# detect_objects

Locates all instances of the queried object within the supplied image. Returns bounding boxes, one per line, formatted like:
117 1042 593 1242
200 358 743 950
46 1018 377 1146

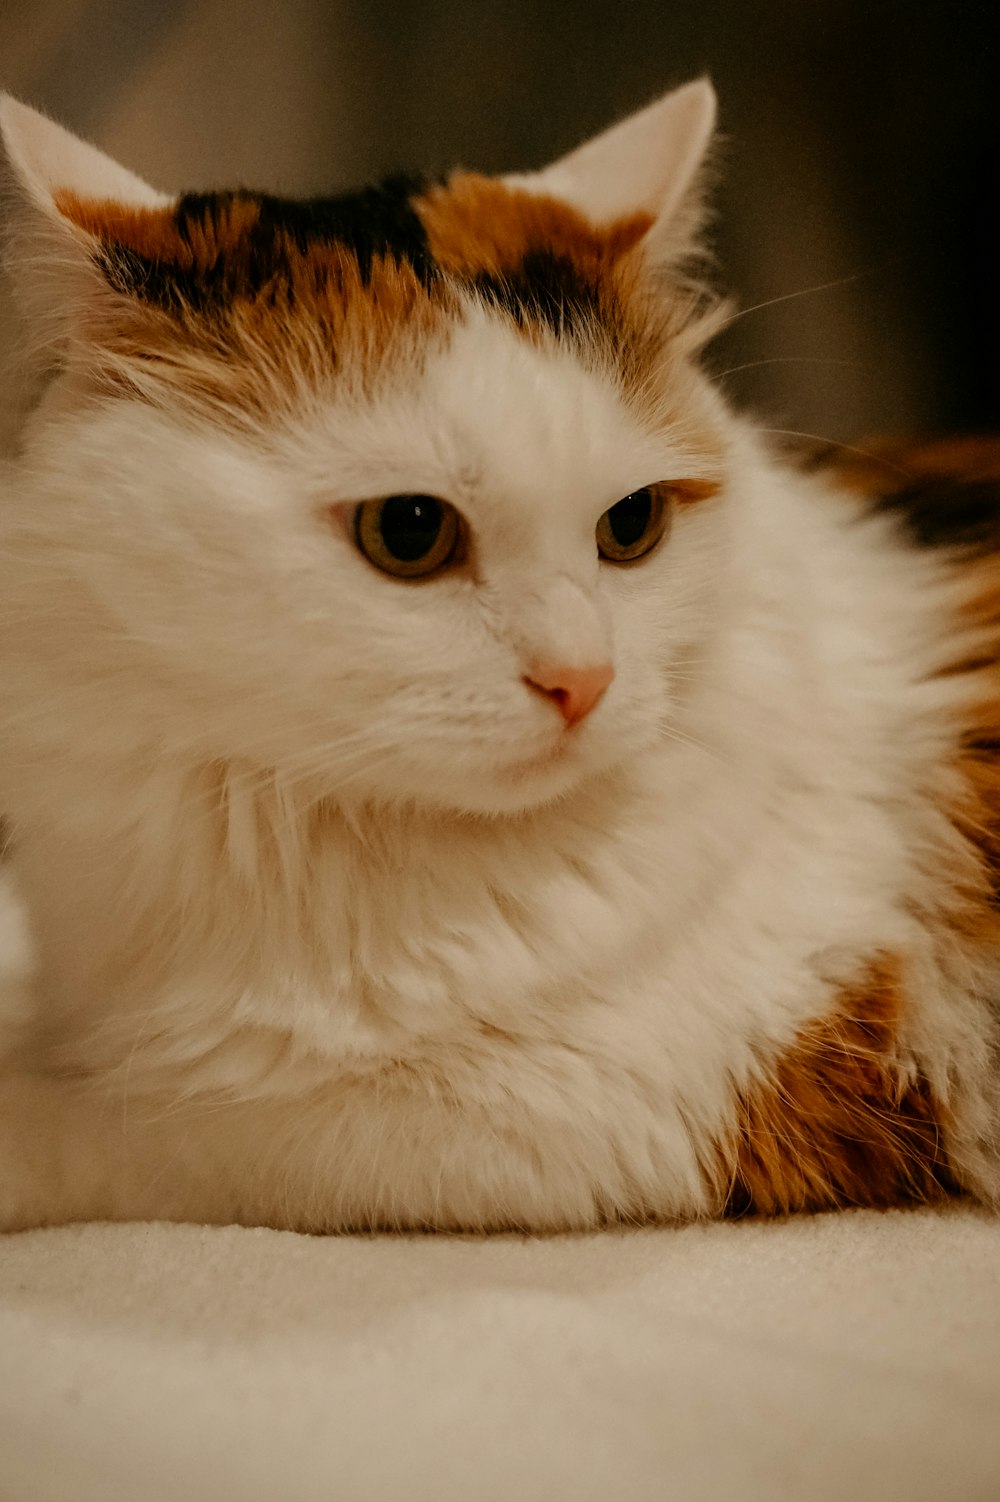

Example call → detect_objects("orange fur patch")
415 172 652 280
54 190 262 273
713 957 955 1215
808 434 1000 497
669 478 720 505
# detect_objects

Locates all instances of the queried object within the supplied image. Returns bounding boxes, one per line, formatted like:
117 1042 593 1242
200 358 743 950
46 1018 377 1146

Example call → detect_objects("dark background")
3 0 997 440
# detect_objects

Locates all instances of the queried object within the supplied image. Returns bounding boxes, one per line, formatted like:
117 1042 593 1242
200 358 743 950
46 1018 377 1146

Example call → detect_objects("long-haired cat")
0 80 997 1232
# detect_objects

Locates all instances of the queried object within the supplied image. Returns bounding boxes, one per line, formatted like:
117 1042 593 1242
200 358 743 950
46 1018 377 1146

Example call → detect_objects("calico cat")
0 80 997 1233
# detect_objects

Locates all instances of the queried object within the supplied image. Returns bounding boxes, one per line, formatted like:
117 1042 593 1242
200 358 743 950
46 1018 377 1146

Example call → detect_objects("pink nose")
524 660 614 727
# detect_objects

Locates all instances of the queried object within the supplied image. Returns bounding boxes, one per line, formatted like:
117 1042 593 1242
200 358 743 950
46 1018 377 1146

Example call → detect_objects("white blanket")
2 1205 998 1502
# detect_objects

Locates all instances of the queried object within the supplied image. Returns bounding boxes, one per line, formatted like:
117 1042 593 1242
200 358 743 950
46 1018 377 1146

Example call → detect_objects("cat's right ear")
0 95 170 437
509 79 717 262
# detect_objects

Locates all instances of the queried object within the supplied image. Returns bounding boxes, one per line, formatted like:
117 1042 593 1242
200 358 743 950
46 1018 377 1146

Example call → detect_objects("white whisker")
720 266 888 327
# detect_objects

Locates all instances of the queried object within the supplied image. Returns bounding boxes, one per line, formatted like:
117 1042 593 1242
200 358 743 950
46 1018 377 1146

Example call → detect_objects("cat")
0 78 997 1233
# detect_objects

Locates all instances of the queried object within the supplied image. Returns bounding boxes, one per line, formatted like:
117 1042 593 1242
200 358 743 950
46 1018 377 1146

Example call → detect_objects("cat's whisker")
757 428 913 476
719 266 888 330
165 736 386 816
714 356 859 380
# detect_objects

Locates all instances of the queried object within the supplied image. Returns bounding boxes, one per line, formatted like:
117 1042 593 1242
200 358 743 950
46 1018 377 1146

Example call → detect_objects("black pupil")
608 489 652 547
379 494 443 561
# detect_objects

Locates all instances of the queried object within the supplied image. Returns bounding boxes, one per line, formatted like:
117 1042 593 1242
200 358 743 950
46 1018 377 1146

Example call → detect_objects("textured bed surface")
1 1205 999 1502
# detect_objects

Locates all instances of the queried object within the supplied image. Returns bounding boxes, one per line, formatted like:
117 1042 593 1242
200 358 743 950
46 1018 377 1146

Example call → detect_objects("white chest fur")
3 450 972 1227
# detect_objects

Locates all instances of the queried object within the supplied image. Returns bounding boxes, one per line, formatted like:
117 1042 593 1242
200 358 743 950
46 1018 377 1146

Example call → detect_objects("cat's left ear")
510 79 716 258
0 93 167 214
0 95 172 430
0 93 171 314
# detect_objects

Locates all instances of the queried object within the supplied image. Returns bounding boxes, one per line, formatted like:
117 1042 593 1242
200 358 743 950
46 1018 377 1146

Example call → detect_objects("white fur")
0 86 996 1232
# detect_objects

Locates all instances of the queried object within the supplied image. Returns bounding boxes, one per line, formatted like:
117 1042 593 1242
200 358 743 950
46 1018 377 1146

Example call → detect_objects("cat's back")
803 433 1000 549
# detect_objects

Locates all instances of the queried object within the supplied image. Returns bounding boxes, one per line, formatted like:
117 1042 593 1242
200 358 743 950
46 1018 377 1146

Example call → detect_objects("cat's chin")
424 775 589 821
421 744 622 820
364 711 670 819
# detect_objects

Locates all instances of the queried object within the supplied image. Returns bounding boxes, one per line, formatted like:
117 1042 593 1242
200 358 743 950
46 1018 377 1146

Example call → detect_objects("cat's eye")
596 487 669 563
354 494 461 579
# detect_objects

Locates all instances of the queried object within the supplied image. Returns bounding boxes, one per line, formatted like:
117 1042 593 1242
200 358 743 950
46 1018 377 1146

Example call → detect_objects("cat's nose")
524 660 614 727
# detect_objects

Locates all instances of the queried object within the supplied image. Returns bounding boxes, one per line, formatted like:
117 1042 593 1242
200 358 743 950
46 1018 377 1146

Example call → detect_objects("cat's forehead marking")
54 179 452 417
413 173 653 344
57 172 648 329
54 177 439 307
52 173 701 433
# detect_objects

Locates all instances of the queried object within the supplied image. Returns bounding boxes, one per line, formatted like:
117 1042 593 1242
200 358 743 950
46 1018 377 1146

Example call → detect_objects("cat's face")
1 83 728 815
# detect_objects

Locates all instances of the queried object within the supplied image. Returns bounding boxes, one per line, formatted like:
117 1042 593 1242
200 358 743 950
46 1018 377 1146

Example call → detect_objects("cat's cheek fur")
6 311 719 816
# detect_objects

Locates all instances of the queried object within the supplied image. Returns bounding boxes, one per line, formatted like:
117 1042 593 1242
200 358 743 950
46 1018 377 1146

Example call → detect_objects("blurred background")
2 0 996 441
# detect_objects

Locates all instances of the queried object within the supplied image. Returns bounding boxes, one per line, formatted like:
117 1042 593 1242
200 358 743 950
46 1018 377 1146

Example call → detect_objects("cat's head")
0 82 731 816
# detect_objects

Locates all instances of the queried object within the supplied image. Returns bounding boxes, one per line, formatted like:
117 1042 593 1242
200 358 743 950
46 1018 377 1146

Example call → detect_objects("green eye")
354 494 461 578
596 486 669 562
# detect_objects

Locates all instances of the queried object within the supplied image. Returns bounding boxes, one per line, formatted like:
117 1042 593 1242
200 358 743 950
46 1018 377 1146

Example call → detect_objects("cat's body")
0 83 997 1231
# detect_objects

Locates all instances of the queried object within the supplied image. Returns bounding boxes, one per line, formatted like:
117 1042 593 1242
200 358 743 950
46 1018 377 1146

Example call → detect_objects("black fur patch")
101 173 438 310
472 249 605 339
873 473 1000 554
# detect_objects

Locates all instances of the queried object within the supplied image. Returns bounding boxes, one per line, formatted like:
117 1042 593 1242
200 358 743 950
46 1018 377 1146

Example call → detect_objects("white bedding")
1 1205 998 1501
